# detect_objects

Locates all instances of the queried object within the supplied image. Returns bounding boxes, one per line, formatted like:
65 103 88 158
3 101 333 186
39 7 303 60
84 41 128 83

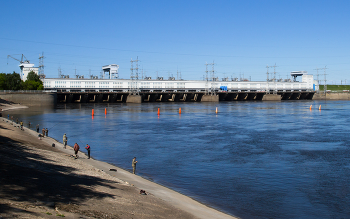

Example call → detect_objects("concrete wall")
0 93 57 106
201 95 219 102
313 93 350 100
262 94 282 101
126 95 142 103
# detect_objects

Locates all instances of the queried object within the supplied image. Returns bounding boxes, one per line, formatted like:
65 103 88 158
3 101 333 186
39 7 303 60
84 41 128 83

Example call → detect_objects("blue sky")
1 0 349 84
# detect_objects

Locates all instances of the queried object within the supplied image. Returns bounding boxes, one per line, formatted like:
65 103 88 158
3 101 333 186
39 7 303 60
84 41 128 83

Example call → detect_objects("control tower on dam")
43 72 316 103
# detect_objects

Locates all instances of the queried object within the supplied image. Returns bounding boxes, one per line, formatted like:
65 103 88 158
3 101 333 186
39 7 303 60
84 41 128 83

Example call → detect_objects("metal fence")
0 90 54 94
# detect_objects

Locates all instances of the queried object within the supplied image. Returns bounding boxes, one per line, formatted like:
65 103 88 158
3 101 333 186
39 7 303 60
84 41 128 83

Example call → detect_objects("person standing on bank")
132 157 138 174
36 124 39 133
20 121 23 130
85 144 91 159
45 128 48 137
74 143 80 158
63 133 68 149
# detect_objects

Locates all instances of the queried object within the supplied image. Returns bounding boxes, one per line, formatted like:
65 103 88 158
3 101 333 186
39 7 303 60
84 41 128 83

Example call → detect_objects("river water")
7 100 350 219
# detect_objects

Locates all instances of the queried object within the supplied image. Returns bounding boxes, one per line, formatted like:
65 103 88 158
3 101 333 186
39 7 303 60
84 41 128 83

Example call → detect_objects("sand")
0 102 237 219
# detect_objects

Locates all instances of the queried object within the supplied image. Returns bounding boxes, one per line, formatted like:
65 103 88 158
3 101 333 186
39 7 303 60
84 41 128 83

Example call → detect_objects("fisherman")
74 143 80 158
16 118 19 124
85 144 91 159
45 128 48 137
36 124 39 133
20 121 23 130
28 121 31 128
63 133 68 149
42 128 45 137
132 157 138 174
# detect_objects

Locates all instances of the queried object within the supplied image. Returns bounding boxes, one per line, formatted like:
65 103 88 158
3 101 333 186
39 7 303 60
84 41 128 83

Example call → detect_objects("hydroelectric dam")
42 72 316 103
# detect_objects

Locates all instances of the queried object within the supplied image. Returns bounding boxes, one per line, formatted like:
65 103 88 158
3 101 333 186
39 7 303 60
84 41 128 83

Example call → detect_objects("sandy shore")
0 100 28 112
0 103 237 219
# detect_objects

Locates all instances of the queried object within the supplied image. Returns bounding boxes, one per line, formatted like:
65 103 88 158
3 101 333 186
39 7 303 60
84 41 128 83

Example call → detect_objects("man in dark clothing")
74 143 80 158
45 128 48 136
36 124 39 133
85 144 91 159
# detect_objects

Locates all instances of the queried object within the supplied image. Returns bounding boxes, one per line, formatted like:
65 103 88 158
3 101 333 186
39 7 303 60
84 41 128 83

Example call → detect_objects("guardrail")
0 90 55 94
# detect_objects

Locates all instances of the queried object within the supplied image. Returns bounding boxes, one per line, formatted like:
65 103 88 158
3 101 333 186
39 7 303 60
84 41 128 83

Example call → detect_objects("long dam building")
42 72 316 103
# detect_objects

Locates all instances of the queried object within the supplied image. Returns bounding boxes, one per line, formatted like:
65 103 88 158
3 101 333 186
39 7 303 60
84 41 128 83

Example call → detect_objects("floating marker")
309 105 312 110
157 108 160 115
216 107 218 114
92 109 94 116
105 108 107 115
179 108 181 114
319 105 321 110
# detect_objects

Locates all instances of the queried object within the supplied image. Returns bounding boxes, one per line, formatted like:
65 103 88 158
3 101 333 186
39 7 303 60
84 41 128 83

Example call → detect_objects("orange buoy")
319 105 321 110
157 108 160 115
309 105 312 110
105 108 107 115
179 108 181 114
216 107 218 114
92 109 94 116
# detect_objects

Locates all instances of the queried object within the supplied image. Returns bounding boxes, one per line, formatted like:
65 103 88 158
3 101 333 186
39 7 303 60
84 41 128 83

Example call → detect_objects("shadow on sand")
0 130 120 216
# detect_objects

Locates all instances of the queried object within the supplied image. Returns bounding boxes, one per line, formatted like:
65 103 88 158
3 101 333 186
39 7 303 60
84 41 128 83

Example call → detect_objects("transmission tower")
39 52 45 78
271 63 278 94
205 62 209 94
314 67 322 93
322 66 328 94
266 65 270 93
204 61 215 94
271 63 277 81
130 57 140 95
58 67 62 78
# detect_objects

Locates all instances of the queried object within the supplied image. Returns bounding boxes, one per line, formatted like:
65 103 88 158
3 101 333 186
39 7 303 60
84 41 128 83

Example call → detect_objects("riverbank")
0 111 237 218
0 99 28 112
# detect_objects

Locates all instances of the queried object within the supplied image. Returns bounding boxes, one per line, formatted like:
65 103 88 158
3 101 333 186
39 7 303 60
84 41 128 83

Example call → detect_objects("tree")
0 73 7 90
26 71 40 82
24 71 43 90
6 72 22 90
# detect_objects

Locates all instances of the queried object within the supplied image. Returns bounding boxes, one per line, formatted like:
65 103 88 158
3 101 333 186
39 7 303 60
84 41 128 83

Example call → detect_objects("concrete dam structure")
44 73 316 103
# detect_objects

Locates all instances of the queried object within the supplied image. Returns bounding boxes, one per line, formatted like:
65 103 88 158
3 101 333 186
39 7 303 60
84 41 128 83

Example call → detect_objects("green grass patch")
56 214 65 217
46 212 52 215
319 85 350 91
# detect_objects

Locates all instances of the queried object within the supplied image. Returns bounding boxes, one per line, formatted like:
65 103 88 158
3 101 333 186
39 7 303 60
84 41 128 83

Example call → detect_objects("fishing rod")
47 122 61 130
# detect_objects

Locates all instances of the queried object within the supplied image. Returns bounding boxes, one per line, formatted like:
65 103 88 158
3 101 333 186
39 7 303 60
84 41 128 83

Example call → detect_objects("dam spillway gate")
56 91 315 103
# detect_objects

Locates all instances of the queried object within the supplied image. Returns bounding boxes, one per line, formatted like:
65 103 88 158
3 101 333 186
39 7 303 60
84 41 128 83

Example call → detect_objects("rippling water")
8 100 350 219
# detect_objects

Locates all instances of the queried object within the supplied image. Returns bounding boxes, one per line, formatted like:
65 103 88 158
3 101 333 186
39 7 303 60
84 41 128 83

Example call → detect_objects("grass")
319 85 350 91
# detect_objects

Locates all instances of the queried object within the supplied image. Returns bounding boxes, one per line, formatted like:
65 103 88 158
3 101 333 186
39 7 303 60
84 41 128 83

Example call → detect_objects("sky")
0 0 349 84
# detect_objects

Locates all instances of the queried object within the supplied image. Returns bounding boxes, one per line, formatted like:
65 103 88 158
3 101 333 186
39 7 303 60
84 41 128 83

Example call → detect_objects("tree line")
0 71 43 90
